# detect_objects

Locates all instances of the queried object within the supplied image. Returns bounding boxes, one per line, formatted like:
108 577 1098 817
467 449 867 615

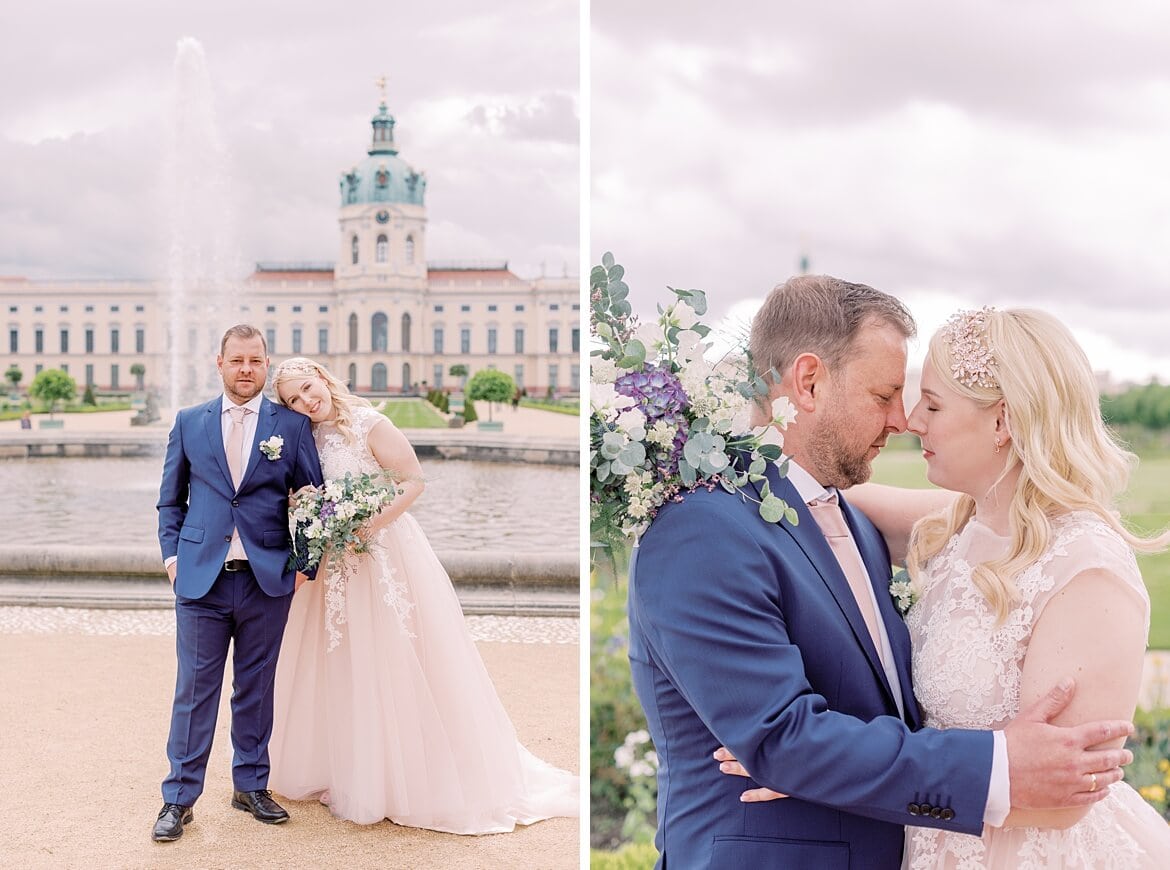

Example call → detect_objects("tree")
467 369 515 423
4 365 22 393
29 368 77 420
448 364 468 378
82 384 97 406
130 362 146 391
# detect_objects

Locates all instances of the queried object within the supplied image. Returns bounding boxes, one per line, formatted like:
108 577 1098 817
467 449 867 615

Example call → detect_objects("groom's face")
807 321 909 488
218 335 269 404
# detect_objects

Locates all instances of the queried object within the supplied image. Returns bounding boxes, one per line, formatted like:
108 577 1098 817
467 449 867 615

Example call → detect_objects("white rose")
615 407 647 435
590 356 619 384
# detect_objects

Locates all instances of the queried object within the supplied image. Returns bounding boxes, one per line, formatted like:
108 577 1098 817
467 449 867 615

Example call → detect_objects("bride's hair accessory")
272 357 321 381
940 307 998 389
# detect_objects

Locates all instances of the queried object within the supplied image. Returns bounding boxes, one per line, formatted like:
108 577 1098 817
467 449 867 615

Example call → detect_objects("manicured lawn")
871 445 1170 649
378 398 447 429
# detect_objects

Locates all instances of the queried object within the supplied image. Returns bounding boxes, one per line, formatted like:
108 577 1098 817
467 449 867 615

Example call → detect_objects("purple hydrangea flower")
615 363 688 426
320 501 337 519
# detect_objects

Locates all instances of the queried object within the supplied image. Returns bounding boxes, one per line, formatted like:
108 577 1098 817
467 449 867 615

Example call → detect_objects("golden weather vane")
374 75 388 104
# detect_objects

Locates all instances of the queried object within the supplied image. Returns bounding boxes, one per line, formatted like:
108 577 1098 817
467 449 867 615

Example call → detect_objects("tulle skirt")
905 781 1170 869
269 513 578 832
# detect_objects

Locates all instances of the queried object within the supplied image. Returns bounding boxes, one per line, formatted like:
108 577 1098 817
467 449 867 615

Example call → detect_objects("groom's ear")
790 353 822 411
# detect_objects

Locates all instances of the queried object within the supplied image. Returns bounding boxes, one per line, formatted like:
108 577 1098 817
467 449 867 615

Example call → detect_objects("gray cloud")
0 0 578 281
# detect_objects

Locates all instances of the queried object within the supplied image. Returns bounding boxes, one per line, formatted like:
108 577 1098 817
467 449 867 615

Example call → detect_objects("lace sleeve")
1031 513 1150 631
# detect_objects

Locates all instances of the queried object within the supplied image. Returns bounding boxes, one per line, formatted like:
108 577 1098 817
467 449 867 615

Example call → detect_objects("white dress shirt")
221 394 264 562
782 456 1010 826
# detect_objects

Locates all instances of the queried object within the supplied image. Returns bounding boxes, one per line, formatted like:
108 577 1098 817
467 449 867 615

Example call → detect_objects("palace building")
1 99 580 401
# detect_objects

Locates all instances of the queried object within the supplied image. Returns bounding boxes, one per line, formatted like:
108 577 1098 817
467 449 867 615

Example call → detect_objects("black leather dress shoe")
231 789 290 824
152 803 193 842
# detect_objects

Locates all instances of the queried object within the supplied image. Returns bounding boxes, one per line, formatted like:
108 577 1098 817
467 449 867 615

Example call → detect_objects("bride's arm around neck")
363 416 426 533
844 482 957 565
1003 566 1148 830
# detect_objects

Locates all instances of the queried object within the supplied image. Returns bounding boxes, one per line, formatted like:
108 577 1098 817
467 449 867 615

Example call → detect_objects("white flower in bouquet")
591 356 620 385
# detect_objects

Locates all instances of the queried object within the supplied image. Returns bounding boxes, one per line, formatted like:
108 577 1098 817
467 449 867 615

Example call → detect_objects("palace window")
514 328 524 354
376 234 388 264
347 363 357 389
318 327 328 354
8 328 16 353
487 328 497 355
372 313 388 352
35 328 44 353
460 328 471 354
405 235 415 264
401 312 411 352
110 328 120 354
292 328 303 354
371 363 387 391
351 235 360 265
266 328 276 354
348 313 358 352
548 327 559 354
136 328 145 354
60 329 69 354
572 327 580 353
433 364 443 389
433 326 444 354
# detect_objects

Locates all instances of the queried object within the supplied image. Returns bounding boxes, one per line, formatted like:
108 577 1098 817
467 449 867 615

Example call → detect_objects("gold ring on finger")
1089 772 1098 792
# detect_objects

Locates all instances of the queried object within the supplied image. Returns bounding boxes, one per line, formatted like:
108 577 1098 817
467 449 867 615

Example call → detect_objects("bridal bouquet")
286 471 402 573
590 252 799 559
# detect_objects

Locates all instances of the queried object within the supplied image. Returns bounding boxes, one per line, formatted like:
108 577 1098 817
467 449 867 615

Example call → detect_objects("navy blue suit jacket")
628 462 993 869
158 396 323 598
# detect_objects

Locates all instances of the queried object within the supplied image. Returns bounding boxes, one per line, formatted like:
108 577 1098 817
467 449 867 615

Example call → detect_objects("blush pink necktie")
226 406 249 489
806 494 885 662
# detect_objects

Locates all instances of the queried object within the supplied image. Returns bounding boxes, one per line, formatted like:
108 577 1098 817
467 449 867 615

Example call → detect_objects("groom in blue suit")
628 277 1133 868
153 324 323 842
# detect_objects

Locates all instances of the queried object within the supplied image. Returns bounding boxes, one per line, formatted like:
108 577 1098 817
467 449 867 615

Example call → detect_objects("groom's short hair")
220 324 268 356
749 275 915 379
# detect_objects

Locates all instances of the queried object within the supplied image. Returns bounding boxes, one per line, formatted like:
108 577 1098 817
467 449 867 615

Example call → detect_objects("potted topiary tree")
466 368 514 431
447 363 469 420
130 362 146 392
5 364 22 400
29 368 77 428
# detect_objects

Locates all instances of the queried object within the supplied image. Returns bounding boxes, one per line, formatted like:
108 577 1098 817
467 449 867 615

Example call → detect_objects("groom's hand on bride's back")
1004 677 1133 809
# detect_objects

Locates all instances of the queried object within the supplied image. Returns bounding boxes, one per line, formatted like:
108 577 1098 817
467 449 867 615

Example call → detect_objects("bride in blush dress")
726 308 1170 868
267 357 578 833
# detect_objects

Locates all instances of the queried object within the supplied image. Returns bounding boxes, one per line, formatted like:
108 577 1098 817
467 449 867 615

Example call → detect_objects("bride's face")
907 363 1003 497
278 375 335 423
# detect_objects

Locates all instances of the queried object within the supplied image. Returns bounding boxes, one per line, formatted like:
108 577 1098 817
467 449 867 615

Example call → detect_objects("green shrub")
589 840 658 870
82 384 97 406
29 368 77 419
462 398 478 423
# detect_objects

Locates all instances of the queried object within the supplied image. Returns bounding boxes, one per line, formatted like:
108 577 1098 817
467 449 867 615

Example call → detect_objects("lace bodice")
906 511 1148 731
311 404 416 650
314 404 388 479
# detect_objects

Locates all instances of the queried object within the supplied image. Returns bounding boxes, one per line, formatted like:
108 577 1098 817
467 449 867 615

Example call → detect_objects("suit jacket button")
231 499 239 507
224 535 232 542
941 808 954 821
930 807 943 819
918 803 932 815
907 803 921 815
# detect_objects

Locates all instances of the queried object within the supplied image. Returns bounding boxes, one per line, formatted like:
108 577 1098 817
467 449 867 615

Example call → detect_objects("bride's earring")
994 439 1002 454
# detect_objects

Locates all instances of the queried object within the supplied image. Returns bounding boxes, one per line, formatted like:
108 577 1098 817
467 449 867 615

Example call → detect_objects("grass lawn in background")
871 444 1170 649
379 398 447 429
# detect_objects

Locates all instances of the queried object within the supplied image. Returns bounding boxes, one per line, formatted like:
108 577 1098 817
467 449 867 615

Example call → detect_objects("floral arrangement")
889 568 918 616
286 471 402 573
589 252 799 556
259 435 283 460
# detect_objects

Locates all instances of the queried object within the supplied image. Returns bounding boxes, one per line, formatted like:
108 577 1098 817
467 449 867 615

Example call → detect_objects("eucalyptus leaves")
589 252 798 553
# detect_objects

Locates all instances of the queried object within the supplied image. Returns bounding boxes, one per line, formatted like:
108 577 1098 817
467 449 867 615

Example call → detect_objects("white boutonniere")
259 435 284 460
889 568 917 617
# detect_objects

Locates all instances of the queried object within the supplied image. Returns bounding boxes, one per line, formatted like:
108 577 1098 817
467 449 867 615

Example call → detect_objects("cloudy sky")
591 0 1170 386
0 0 578 283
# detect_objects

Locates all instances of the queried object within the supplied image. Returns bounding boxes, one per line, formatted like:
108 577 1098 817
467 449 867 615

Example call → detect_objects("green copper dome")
339 101 426 207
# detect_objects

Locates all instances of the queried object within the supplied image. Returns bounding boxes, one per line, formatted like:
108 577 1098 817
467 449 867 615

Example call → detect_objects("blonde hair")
271 356 372 444
905 308 1169 622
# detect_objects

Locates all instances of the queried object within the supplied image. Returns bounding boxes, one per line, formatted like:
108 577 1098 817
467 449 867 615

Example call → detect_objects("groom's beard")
807 397 875 489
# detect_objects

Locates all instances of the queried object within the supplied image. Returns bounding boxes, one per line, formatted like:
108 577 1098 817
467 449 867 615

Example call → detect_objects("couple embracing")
152 324 576 842
629 277 1170 868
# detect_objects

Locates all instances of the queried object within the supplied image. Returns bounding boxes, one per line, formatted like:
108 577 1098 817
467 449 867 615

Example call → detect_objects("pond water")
0 456 578 554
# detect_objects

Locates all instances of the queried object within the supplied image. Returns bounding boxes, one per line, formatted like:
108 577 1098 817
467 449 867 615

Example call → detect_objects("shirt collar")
781 455 836 505
221 393 264 416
